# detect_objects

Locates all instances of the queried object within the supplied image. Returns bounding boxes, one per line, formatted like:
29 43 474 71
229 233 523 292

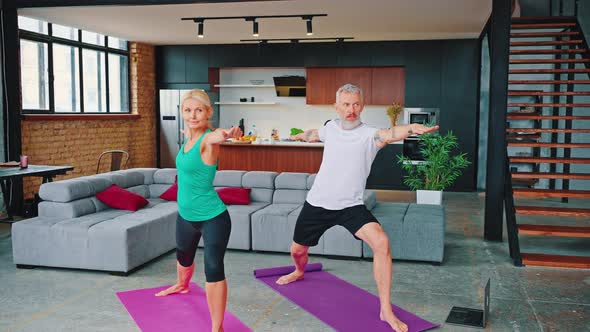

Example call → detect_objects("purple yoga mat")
116 282 251 332
254 264 439 332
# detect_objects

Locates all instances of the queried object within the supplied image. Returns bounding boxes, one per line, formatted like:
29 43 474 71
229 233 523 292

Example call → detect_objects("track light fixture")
252 20 259 37
240 37 354 44
181 14 327 40
196 19 204 39
303 16 313 36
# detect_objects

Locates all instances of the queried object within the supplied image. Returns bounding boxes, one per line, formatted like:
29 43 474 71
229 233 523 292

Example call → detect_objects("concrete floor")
0 191 588 332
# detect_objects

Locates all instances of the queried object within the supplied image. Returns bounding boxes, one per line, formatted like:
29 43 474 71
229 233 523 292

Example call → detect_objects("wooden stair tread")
508 91 590 96
513 188 590 198
507 115 590 120
507 134 541 141
511 16 576 21
512 178 539 185
521 253 590 269
508 103 590 107
508 142 590 148
509 69 590 74
509 80 590 85
516 205 590 217
510 49 586 54
518 224 590 238
510 31 580 38
512 172 590 180
507 128 590 133
510 40 583 46
511 23 577 29
510 59 590 64
509 157 590 164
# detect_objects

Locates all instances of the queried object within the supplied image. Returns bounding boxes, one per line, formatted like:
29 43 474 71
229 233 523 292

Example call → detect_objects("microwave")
403 108 439 126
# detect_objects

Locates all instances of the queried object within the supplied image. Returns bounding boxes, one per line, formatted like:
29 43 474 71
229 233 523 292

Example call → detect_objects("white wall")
218 68 392 139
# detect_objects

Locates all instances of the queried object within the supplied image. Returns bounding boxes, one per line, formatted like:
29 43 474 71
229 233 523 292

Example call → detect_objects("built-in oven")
401 108 439 162
403 137 424 162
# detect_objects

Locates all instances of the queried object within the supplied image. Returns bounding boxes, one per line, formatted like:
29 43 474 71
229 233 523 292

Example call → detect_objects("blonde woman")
155 89 241 332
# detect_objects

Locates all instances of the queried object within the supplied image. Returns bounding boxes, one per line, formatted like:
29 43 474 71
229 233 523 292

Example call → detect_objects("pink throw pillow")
216 187 251 205
160 182 178 201
96 184 149 211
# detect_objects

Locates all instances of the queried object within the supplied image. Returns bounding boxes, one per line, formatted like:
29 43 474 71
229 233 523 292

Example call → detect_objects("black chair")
96 150 129 174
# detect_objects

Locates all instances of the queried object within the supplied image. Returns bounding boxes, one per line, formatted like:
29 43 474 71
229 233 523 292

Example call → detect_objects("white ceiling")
19 0 492 45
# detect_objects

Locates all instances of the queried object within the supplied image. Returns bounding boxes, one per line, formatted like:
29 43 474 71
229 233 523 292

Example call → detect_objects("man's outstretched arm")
373 123 439 148
290 129 321 142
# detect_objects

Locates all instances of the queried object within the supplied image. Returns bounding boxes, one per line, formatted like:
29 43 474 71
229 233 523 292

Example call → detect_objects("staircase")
505 16 590 269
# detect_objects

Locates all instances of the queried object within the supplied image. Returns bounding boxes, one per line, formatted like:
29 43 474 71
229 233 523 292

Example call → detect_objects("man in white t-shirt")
278 84 438 332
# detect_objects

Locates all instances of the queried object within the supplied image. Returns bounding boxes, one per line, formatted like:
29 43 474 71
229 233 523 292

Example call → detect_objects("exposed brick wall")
20 42 156 199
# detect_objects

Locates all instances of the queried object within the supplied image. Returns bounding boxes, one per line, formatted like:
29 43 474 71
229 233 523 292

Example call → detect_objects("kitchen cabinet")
306 66 404 105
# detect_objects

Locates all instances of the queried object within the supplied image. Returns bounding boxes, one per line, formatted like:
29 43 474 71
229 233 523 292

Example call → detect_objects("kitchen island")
218 141 324 173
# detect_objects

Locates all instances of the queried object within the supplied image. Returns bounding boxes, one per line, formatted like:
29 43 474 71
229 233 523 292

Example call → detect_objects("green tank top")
176 129 226 222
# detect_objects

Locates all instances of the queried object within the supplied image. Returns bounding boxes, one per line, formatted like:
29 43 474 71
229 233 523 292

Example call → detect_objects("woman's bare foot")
380 311 408 332
275 270 304 285
155 283 190 296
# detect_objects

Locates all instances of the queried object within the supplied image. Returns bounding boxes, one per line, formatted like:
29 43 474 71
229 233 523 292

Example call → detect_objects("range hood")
273 75 306 97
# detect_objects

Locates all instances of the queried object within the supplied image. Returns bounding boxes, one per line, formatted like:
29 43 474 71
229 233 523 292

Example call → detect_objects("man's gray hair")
336 84 364 103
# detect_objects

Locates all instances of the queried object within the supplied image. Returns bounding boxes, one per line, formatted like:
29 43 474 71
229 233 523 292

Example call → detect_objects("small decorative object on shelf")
386 102 403 127
20 155 29 169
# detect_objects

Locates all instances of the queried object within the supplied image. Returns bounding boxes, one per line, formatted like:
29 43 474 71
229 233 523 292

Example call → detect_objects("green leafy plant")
397 131 470 191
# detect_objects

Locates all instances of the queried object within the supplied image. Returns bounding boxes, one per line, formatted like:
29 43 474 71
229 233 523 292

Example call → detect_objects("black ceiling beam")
3 0 283 9
240 37 353 43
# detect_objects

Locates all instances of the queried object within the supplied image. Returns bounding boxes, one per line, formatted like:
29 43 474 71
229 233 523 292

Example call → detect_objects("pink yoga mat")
116 282 251 332
254 263 439 332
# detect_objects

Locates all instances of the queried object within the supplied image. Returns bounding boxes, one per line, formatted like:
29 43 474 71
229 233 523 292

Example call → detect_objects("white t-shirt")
306 119 380 210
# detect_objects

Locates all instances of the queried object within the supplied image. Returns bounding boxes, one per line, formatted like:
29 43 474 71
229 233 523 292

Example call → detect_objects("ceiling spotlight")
197 21 204 38
306 18 313 36
252 20 259 37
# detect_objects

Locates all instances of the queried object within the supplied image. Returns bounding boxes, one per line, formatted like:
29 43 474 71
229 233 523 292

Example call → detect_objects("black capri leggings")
176 210 231 282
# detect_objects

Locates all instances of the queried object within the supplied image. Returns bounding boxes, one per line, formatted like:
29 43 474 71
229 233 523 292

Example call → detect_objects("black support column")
1 7 23 215
484 0 511 241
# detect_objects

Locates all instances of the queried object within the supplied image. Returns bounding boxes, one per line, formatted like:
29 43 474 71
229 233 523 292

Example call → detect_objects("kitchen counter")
221 141 324 148
219 142 323 173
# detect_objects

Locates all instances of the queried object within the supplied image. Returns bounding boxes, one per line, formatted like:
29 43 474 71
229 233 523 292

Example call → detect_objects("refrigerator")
158 89 219 168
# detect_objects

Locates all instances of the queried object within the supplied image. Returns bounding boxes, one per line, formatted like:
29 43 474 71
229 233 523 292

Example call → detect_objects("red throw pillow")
160 182 178 201
216 187 251 205
96 184 149 211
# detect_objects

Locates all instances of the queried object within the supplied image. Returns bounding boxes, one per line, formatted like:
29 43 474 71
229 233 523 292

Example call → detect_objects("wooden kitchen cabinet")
371 67 405 105
306 66 404 105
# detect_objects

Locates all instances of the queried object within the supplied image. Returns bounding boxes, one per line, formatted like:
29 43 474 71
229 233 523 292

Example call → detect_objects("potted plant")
386 102 403 127
397 131 470 205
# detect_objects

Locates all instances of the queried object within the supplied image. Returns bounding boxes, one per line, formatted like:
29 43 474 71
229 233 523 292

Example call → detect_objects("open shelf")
214 101 277 105
214 84 274 88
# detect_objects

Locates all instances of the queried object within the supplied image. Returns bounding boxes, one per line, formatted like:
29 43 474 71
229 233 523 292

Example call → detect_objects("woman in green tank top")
154 89 242 332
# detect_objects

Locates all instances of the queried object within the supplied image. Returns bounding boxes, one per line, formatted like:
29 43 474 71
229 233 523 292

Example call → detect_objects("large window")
19 17 130 114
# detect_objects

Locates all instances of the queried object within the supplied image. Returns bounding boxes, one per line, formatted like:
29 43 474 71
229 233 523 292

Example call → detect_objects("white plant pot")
416 190 442 205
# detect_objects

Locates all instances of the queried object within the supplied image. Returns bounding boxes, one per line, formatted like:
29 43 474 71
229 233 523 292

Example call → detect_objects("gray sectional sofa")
12 168 445 275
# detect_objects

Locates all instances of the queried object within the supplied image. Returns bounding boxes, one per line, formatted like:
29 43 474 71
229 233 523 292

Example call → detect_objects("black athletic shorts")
293 201 379 247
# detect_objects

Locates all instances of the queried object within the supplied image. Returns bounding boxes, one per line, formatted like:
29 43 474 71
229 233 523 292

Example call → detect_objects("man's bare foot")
380 311 408 332
275 270 304 285
154 283 189 296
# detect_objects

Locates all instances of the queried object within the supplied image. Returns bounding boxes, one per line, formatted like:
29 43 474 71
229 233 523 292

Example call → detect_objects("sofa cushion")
109 171 145 189
214 170 246 187
275 172 309 190
39 178 96 203
242 171 278 203
216 187 251 205
153 168 177 184
38 198 97 218
96 184 149 211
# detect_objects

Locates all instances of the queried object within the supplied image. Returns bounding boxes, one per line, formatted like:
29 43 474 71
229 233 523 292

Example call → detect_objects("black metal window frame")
19 21 131 114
